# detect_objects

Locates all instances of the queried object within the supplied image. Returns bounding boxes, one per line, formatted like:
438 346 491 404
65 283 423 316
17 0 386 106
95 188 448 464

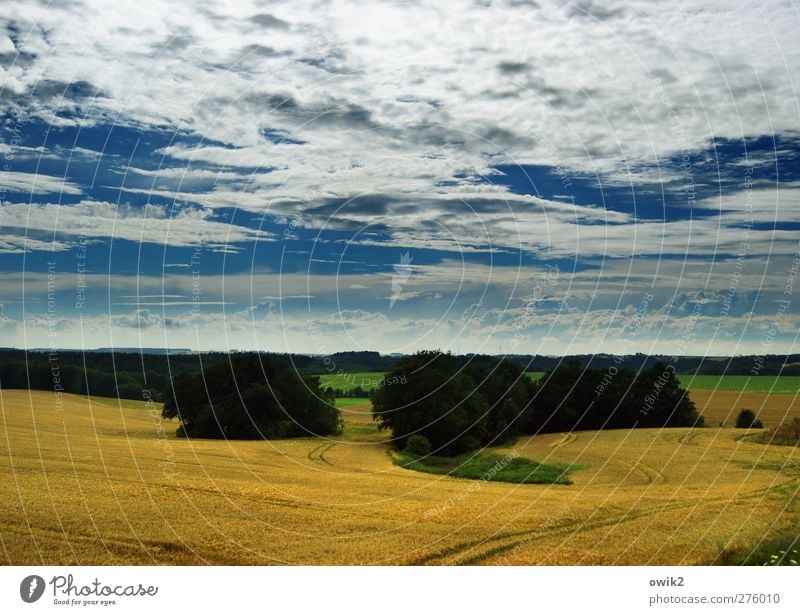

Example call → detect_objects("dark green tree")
162 357 340 439
735 409 763 429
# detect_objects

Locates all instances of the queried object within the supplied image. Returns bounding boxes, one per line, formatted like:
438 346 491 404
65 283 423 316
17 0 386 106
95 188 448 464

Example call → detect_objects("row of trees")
162 356 341 439
0 358 161 399
323 386 371 399
372 352 704 456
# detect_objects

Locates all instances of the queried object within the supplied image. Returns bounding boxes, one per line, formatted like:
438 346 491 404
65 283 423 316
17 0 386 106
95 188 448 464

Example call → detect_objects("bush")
735 409 763 429
717 533 800 565
753 417 800 446
404 435 432 457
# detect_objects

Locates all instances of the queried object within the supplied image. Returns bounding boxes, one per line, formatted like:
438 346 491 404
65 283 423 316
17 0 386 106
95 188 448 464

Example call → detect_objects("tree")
735 409 763 429
372 351 534 455
634 363 704 428
162 356 340 439
372 351 490 455
519 361 704 434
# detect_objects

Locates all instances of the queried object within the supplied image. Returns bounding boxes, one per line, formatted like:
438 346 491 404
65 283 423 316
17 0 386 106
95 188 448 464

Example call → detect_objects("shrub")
717 534 799 565
753 417 800 446
736 409 763 429
404 435 432 457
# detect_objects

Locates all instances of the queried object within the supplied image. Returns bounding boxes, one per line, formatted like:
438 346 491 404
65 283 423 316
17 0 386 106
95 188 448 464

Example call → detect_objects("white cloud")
0 171 83 195
3 0 800 353
5 0 799 185
0 199 274 251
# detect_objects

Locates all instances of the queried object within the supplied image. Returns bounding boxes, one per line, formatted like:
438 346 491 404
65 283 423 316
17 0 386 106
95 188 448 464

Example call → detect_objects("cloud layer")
1 0 799 353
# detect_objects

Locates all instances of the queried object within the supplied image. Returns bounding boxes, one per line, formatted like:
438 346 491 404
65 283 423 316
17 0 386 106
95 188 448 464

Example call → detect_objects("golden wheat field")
1 389 798 565
690 389 800 428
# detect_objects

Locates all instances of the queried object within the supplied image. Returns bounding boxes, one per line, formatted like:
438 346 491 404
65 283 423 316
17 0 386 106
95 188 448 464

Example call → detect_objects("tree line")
162 355 341 439
372 351 704 456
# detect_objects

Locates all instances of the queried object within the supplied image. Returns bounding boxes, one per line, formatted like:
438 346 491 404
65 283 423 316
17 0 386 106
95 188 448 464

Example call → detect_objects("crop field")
323 371 800 395
676 374 800 394
323 372 549 391
1 389 798 565
688 390 800 429
317 372 389 391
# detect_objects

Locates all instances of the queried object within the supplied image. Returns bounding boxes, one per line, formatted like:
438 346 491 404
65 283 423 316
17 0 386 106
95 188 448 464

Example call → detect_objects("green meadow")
321 370 799 396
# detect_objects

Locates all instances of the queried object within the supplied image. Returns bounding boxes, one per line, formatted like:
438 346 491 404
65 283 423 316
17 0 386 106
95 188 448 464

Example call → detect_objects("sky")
1 0 800 356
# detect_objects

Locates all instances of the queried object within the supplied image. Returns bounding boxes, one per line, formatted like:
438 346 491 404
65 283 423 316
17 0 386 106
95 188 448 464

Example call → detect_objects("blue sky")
1 0 800 355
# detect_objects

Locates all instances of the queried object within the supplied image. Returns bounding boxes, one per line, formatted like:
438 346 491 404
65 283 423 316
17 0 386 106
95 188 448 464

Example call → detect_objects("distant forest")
0 347 798 402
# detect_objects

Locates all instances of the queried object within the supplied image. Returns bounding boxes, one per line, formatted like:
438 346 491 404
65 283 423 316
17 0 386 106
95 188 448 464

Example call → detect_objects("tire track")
306 443 335 465
550 433 577 448
407 476 798 565
318 444 335 466
456 478 798 565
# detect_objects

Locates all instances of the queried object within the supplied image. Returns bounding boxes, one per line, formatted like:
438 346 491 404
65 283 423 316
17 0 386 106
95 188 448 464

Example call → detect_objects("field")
1 389 798 565
317 372 388 391
689 390 800 428
675 374 800 394
323 371 800 395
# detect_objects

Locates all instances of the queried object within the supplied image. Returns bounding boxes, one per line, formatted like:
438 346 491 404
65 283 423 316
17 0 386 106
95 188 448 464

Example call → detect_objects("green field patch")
676 374 800 394
524 371 545 382
335 397 372 408
317 371 386 391
527 372 800 394
395 450 581 485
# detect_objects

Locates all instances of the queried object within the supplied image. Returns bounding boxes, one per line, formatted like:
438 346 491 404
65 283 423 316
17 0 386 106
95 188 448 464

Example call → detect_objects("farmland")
675 374 800 395
1 389 798 565
323 371 800 394
326 371 798 430
318 372 390 391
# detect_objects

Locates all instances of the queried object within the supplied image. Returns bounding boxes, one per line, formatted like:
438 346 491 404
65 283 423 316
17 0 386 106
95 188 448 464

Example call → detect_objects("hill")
1 389 797 565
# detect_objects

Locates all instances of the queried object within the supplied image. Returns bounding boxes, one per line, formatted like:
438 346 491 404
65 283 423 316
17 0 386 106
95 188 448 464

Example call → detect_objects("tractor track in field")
306 443 335 465
318 444 335 465
623 459 668 485
550 433 578 448
406 476 799 565
678 431 704 446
